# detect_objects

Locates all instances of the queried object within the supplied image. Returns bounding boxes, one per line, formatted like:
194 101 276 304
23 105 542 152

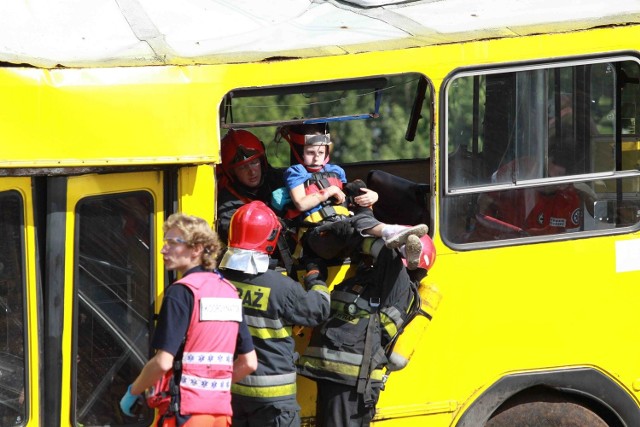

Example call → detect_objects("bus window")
0 192 26 425
220 73 433 228
74 193 153 425
223 73 432 169
444 58 640 244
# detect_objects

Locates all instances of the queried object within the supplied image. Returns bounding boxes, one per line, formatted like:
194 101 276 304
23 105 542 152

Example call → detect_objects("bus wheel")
485 400 609 427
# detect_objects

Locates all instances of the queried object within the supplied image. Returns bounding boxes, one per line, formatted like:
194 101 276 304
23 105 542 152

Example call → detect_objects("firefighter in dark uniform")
216 128 285 245
218 200 331 427
297 235 436 427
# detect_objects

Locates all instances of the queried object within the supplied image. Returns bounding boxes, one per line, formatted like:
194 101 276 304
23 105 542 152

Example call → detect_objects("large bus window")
0 192 26 425
223 73 432 168
220 74 433 230
74 194 153 425
444 58 640 244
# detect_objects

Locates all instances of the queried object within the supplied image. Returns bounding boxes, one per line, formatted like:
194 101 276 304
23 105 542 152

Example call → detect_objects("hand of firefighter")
120 384 142 417
303 258 327 291
353 187 378 208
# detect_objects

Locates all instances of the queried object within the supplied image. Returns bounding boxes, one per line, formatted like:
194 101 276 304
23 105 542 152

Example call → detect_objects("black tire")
486 400 609 427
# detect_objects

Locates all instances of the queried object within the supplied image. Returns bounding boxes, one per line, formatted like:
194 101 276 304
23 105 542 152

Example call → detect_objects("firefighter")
218 200 331 427
217 129 285 244
474 146 584 240
297 235 437 427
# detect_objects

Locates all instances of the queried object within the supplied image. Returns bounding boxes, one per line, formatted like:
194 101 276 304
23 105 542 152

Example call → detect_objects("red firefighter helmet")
279 123 331 172
228 201 282 254
220 129 266 180
403 234 437 271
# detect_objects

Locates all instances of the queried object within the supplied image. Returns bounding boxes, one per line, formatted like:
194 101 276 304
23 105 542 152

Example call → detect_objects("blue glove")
120 384 142 417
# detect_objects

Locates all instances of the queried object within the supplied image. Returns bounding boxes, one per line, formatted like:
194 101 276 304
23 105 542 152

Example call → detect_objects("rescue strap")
334 276 383 406
301 171 348 223
168 359 182 414
357 312 380 407
302 205 350 224
331 290 380 315
154 358 182 425
305 174 332 191
292 204 351 259
221 181 254 205
276 226 296 278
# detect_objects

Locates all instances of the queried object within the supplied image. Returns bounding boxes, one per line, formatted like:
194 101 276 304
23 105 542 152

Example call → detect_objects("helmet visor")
304 133 331 145
231 145 263 169
289 131 332 146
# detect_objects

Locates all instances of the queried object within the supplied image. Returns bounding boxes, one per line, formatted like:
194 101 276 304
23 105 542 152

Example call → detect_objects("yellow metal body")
2 22 640 426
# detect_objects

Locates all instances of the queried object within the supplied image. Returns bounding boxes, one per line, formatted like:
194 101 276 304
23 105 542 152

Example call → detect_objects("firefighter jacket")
175 272 243 416
216 165 284 244
297 251 416 402
224 268 330 403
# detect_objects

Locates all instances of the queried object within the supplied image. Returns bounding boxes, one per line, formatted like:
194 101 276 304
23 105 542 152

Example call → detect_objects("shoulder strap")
357 311 380 406
276 231 296 278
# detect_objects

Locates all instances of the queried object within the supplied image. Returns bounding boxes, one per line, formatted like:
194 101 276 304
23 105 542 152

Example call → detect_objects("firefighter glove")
304 270 327 290
303 257 327 280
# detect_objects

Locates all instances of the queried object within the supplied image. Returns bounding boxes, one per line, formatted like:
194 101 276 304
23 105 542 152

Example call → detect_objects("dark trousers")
304 209 380 261
231 397 300 427
315 380 382 427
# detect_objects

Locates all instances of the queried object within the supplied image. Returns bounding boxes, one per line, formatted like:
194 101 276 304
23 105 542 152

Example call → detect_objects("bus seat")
366 169 430 226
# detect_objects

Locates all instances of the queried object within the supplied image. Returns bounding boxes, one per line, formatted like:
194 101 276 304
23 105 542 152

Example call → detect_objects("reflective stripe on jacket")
297 279 385 387
223 268 330 402
297 267 413 388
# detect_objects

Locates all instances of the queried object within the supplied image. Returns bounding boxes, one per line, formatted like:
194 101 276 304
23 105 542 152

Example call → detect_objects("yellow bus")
2 1 640 426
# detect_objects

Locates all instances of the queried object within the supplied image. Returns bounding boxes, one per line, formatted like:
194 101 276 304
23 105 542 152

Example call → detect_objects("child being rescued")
277 122 428 269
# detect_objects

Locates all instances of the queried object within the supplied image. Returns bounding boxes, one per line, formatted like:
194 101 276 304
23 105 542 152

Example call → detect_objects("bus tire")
485 400 609 427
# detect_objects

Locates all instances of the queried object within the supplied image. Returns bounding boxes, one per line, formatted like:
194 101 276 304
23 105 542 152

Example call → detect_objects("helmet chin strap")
221 171 265 204
304 159 328 173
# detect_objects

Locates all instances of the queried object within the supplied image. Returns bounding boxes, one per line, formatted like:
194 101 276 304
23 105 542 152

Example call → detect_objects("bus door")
45 171 165 427
0 178 39 426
